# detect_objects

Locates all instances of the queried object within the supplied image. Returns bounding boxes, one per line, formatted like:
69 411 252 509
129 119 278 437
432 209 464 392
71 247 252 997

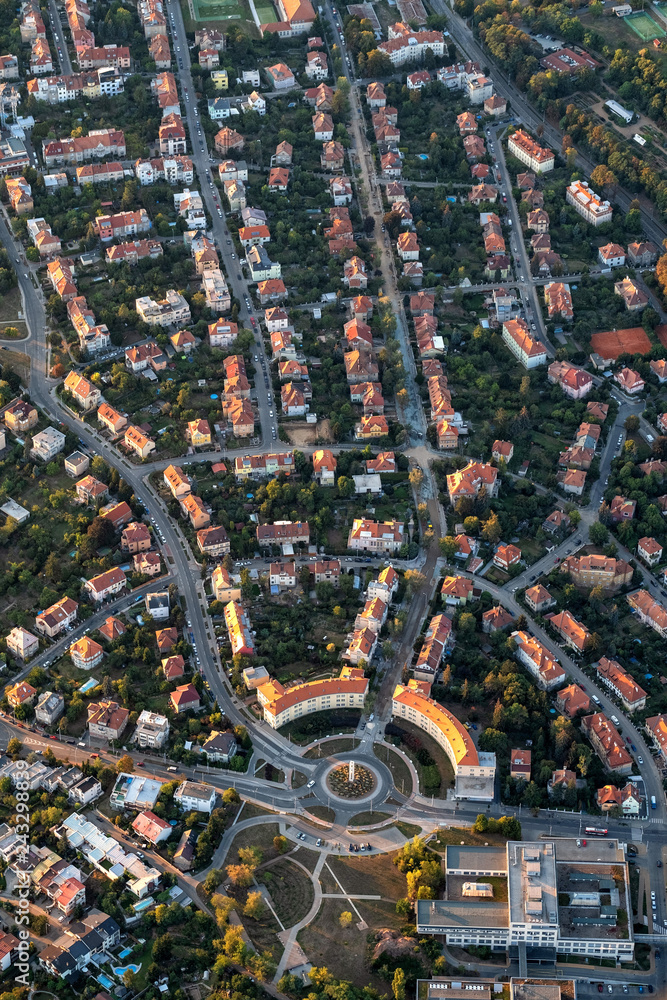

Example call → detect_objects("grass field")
373 744 413 796
328 852 405 899
0 346 30 383
192 0 246 19
304 737 361 758
307 805 336 823
228 821 281 862
263 858 315 926
297 898 394 992
348 811 392 826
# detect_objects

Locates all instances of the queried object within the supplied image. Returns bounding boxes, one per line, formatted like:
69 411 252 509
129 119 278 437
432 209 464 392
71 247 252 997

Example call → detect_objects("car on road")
658 860 663 867
597 986 603 993
307 780 315 788
638 755 643 764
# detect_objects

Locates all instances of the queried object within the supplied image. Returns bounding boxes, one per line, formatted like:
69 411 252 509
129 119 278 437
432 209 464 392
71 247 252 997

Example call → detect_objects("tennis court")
626 11 665 40
590 326 652 359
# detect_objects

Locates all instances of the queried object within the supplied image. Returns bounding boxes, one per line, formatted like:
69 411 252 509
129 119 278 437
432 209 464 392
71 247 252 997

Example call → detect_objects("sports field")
626 11 665 40
191 0 245 20
590 326 652 359
255 0 278 21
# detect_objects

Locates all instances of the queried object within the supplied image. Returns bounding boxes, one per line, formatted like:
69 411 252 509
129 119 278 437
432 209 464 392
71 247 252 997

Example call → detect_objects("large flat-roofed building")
417 838 633 963
392 684 496 800
416 979 577 1000
445 845 508 876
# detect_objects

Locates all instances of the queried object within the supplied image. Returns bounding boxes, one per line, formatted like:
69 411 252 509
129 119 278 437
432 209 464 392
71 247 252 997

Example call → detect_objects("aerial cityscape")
0 0 666 996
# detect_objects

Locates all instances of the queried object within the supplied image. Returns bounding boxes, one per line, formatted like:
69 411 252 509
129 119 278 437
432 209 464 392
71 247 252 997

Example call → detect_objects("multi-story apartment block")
378 23 444 66
133 710 169 748
347 518 404 553
393 683 495 799
94 209 151 242
135 289 190 327
510 630 566 690
582 712 633 773
502 319 547 369
566 179 613 226
42 128 126 166
595 656 647 712
258 667 368 728
507 130 554 173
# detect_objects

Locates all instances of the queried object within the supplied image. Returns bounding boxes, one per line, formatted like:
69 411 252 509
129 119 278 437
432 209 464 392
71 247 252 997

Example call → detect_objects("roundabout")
326 760 377 799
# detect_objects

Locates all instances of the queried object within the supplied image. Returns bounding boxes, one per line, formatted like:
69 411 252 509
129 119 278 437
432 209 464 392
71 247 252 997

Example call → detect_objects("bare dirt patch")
284 418 334 445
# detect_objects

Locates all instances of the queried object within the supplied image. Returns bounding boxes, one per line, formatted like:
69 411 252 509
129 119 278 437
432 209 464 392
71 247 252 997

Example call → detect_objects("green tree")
117 754 134 774
589 521 609 546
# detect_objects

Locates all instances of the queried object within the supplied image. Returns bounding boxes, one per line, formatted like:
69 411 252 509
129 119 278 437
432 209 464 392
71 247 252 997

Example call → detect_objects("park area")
590 326 652 359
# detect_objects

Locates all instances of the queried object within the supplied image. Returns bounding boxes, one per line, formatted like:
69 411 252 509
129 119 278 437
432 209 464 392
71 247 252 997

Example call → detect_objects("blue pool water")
98 974 114 989
114 963 141 977
118 948 132 960
133 898 153 912
79 678 99 694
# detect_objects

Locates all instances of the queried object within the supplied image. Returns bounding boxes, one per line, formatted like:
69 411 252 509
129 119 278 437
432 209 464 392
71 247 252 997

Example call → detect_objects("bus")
585 827 608 837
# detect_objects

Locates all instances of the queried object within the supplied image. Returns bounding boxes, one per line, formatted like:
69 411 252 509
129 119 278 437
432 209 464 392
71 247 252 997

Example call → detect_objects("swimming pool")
98 974 114 990
113 963 141 977
133 898 153 912
118 948 133 960
79 678 99 695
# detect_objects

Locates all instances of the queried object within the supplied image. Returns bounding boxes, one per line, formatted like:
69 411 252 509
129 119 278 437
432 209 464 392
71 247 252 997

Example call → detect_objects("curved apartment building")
392 683 496 800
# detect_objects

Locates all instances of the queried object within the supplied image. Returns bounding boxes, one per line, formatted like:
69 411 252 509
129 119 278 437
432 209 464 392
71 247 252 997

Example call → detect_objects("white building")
30 426 66 461
417 839 634 964
133 710 170 748
174 780 217 813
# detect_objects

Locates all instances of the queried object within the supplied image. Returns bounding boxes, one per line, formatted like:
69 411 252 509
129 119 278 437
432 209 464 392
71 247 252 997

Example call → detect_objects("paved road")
46 0 73 76
322 2 427 444
164 0 277 450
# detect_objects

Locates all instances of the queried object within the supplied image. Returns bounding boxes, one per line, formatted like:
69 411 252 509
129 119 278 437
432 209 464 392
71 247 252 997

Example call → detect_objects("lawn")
228 820 281 863
262 857 315 927
429 826 512 852
290 846 319 872
0 287 26 334
328 852 406 900
387 719 456 798
307 805 335 823
373 744 414 797
0 347 30 383
282 711 362 744
348 811 392 826
297 898 390 993
304 737 361 758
